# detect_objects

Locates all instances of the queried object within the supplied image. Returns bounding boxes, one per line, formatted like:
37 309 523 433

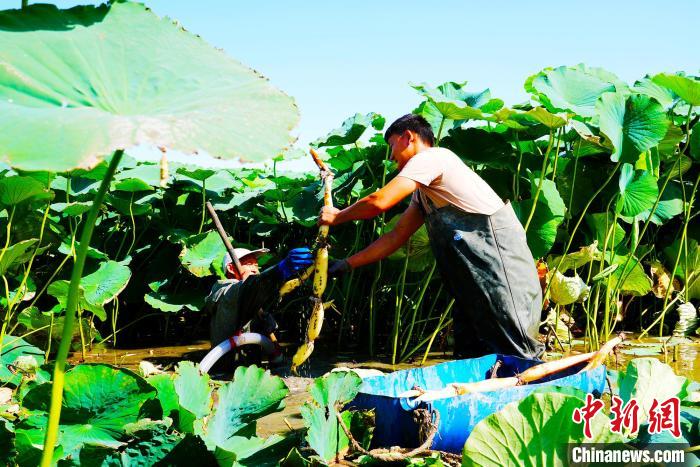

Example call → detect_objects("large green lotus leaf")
633 77 677 108
441 127 516 169
300 405 353 463
105 192 157 216
314 112 385 147
299 371 362 463
596 93 669 164
175 166 217 182
664 238 700 300
548 243 602 274
412 82 498 121
144 289 204 313
114 163 163 188
658 125 685 157
383 214 434 272
619 358 689 423
0 334 45 387
462 393 624 466
606 253 652 296
0 238 38 275
308 371 362 408
0 176 48 206
585 213 625 250
173 361 212 433
206 365 288 447
526 64 621 117
78 420 210 467
21 364 156 456
513 177 566 258
214 433 296 467
50 201 92 217
48 261 130 320
625 182 685 225
0 2 298 171
179 230 225 278
146 373 179 419
691 123 700 161
524 107 567 129
81 261 131 307
113 178 154 192
652 73 700 106
617 165 659 217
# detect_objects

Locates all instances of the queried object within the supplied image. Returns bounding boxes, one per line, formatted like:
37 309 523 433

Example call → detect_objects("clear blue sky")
50 0 700 149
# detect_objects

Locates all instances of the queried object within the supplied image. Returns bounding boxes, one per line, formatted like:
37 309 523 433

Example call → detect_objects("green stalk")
0 206 16 268
524 130 557 232
400 261 436 358
545 160 622 298
368 144 391 356
421 299 455 364
566 139 582 223
40 149 123 467
198 179 207 234
337 221 363 347
658 171 699 336
21 0 28 8
610 106 694 298
513 132 524 200
124 192 137 259
436 116 446 144
391 251 410 365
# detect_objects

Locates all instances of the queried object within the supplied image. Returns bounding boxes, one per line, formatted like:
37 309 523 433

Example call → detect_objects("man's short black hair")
384 114 435 146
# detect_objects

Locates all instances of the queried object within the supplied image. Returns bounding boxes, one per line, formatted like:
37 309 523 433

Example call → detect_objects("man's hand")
328 259 352 277
278 247 314 280
318 206 340 226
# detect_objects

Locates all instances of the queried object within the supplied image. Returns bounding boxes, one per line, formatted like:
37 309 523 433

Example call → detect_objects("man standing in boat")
319 114 543 359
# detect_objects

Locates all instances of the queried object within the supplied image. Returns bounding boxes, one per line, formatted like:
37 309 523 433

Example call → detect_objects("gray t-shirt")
397 147 504 215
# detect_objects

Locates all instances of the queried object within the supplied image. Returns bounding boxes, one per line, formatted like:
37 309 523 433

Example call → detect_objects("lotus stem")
40 149 123 467
198 179 206 234
524 129 559 232
421 299 455 365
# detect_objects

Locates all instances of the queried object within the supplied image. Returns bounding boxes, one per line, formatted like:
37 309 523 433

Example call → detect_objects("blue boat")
350 354 606 453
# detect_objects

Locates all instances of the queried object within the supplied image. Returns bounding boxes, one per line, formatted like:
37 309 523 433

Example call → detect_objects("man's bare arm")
346 203 424 269
319 176 418 226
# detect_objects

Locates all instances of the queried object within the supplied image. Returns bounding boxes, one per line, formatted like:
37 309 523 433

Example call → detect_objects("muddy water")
68 335 700 437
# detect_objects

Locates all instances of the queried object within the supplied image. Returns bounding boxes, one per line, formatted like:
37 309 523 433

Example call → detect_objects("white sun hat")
222 247 269 271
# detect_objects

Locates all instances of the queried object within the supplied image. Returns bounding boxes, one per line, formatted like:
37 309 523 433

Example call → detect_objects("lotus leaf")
114 178 154 192
48 261 131 320
214 434 296 467
652 73 700 106
525 107 568 129
0 176 47 206
691 123 700 161
585 213 626 250
301 371 362 462
19 364 156 458
462 392 624 466
527 64 621 117
0 335 45 387
596 93 669 164
315 112 385 147
50 202 92 217
514 177 566 258
412 82 498 121
0 2 298 171
441 127 516 169
619 358 689 422
173 362 212 433
549 243 602 274
179 230 226 278
617 165 659 217
0 239 39 275
606 253 653 296
633 77 677 108
205 365 288 446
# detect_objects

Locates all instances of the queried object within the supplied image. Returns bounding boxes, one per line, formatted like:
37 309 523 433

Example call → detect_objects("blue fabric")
277 247 313 280
350 355 607 453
